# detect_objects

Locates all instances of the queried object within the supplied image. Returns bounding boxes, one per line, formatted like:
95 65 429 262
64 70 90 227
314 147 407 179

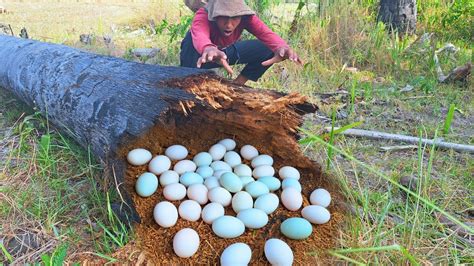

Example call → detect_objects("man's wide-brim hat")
206 0 255 21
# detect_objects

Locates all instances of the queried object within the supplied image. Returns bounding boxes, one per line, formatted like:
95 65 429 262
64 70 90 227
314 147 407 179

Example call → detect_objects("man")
180 0 302 85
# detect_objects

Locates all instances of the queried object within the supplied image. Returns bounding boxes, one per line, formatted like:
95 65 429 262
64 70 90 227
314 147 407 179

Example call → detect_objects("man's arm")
190 8 217 54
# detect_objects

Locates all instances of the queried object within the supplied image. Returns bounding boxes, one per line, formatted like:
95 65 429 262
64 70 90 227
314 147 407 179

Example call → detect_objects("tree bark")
378 0 417 34
0 35 316 224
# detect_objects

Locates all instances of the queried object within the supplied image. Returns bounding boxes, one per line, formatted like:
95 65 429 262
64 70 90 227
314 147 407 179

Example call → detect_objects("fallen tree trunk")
0 35 318 224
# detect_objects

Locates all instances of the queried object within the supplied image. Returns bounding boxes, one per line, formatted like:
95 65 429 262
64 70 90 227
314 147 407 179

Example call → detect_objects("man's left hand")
262 47 302 66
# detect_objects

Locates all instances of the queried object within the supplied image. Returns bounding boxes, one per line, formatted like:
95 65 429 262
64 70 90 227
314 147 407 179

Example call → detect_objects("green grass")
1 0 473 264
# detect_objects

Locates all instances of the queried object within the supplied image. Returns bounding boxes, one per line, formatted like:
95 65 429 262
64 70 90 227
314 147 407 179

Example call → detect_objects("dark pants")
180 31 274 81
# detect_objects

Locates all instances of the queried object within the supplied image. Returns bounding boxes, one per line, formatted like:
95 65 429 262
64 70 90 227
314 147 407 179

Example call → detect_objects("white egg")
178 200 202 222
209 143 227 161
153 201 178 228
232 191 253 213
218 138 237 151
165 145 188 161
213 170 230 178
254 193 279 215
252 165 275 179
187 184 208 205
278 166 301 180
264 239 294 266
204 176 221 190
251 154 274 168
196 166 214 178
173 160 197 174
224 151 242 167
237 208 268 229
201 202 225 224
281 178 302 192
281 187 303 211
310 188 331 207
193 152 213 166
240 145 259 160
173 228 200 258
127 148 152 166
220 243 252 266
240 176 255 186
233 164 252 177
163 183 186 201
159 170 179 186
302 205 331 224
148 155 171 175
210 161 232 172
208 187 232 206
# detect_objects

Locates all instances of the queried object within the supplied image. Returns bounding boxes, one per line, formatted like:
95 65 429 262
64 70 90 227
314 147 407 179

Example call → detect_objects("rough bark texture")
378 0 417 34
0 35 317 225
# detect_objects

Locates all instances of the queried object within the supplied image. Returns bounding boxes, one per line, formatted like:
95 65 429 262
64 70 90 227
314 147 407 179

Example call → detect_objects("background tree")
378 0 417 34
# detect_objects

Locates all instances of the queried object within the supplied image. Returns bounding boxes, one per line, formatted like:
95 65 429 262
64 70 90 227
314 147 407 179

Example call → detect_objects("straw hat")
205 0 255 21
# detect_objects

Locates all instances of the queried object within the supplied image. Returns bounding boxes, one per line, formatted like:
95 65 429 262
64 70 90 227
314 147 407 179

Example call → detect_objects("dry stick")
324 127 474 154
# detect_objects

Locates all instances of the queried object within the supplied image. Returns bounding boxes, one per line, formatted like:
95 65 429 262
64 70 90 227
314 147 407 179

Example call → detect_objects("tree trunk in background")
378 0 417 34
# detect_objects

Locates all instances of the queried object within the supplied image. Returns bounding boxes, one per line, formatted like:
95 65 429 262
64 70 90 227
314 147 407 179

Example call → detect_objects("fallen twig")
325 127 474 153
379 145 418 152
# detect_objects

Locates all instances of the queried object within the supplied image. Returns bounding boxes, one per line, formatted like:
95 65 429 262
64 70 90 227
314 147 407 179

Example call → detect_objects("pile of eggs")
128 139 332 265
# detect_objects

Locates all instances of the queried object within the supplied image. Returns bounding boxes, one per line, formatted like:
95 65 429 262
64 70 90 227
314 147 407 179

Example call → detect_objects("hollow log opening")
114 77 345 264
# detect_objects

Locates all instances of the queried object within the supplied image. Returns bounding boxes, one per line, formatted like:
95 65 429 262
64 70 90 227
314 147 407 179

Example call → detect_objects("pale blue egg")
196 166 214 178
240 176 255 186
254 193 279 214
135 172 159 197
212 216 245 238
280 217 312 240
237 208 268 229
220 172 243 193
179 172 204 187
193 152 213 166
258 176 281 191
245 181 269 198
251 154 274 167
281 178 302 192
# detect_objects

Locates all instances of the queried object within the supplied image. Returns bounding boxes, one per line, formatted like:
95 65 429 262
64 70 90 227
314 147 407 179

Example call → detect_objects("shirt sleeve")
190 8 217 54
245 15 289 52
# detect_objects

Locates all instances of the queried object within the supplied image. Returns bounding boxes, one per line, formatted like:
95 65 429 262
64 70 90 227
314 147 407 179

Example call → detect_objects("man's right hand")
197 46 234 75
